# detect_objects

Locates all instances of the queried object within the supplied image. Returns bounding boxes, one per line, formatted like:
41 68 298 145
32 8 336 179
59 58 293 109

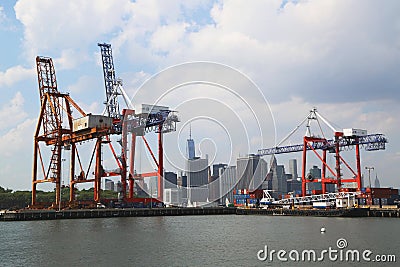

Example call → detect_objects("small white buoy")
320 227 326 233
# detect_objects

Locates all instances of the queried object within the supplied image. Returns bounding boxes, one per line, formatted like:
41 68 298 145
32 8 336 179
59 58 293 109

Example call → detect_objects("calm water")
0 215 399 266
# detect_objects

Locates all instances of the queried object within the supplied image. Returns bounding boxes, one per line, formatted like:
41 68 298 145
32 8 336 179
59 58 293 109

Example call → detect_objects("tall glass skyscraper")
187 125 195 160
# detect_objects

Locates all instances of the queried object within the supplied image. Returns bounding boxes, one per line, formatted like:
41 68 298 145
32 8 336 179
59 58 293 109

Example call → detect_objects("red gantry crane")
258 108 387 196
97 43 179 202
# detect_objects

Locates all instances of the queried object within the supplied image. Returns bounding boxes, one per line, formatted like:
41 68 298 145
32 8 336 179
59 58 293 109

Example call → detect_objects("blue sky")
1 0 400 191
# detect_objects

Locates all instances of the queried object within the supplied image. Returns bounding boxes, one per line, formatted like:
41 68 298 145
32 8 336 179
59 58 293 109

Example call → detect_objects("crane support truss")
272 192 359 205
98 43 120 119
33 56 71 207
257 134 387 156
121 109 179 201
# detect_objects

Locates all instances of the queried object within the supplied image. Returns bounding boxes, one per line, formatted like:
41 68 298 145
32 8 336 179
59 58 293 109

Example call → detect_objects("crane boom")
258 133 387 156
98 43 120 118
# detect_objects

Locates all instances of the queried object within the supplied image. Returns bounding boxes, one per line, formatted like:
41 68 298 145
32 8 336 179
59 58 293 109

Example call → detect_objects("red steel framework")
300 133 363 196
258 108 387 197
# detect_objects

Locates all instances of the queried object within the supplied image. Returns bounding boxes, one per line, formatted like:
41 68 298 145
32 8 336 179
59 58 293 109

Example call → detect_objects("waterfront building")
105 179 114 191
164 188 182 206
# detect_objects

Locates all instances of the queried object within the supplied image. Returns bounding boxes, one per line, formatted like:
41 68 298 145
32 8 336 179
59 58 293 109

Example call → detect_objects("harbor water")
0 215 398 266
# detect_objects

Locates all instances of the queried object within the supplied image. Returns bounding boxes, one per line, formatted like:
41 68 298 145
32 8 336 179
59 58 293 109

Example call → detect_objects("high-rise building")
287 174 302 195
213 163 227 177
236 154 268 191
208 174 220 202
269 155 288 199
187 125 195 160
187 157 209 203
187 158 209 187
219 165 237 204
374 174 381 188
309 165 321 179
208 163 228 202
288 159 298 180
164 171 178 189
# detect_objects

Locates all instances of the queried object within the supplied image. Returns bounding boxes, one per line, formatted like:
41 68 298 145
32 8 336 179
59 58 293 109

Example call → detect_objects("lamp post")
365 166 374 206
60 158 66 211
365 166 374 188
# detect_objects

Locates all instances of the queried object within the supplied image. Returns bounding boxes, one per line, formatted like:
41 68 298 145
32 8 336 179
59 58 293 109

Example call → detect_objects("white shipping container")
73 115 113 132
138 104 169 114
343 128 367 137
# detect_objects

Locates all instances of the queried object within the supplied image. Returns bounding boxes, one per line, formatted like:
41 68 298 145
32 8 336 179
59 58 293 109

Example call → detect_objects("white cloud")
110 0 400 104
0 92 29 131
14 0 131 61
0 6 5 24
0 65 34 87
0 118 36 157
0 118 36 190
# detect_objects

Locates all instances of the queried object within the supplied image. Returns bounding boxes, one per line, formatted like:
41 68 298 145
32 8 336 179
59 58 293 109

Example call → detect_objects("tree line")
0 186 118 210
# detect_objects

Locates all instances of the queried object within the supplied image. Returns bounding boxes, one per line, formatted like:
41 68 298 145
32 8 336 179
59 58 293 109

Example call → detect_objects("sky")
0 0 400 191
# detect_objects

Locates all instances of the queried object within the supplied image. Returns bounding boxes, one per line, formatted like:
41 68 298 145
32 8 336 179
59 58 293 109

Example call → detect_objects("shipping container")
343 128 367 137
73 115 113 132
138 104 169 114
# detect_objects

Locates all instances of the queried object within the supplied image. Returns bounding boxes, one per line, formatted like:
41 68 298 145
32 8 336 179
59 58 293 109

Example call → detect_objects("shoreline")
2 207 400 221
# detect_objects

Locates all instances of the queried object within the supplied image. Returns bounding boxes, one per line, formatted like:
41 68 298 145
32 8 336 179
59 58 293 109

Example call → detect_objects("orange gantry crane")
32 56 121 207
32 44 179 208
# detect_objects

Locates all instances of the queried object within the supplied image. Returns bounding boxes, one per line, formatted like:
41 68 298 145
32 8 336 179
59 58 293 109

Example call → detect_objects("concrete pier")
0 207 236 221
2 207 400 221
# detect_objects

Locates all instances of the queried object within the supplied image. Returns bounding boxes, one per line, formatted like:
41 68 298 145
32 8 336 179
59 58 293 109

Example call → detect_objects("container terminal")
1 42 399 221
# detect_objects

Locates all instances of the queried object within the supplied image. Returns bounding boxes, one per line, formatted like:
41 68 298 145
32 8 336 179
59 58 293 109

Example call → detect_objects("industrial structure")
31 44 179 208
258 108 388 202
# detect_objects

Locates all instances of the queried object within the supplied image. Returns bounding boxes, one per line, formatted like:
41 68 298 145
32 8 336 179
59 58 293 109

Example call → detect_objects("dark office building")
164 171 178 189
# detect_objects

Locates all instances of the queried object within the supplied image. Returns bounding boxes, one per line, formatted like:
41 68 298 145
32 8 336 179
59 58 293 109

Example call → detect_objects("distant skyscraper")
219 166 237 204
187 125 195 160
374 174 380 188
236 154 268 190
164 171 178 189
187 158 209 187
309 165 321 179
186 157 209 203
269 155 287 199
213 163 227 177
289 159 298 180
